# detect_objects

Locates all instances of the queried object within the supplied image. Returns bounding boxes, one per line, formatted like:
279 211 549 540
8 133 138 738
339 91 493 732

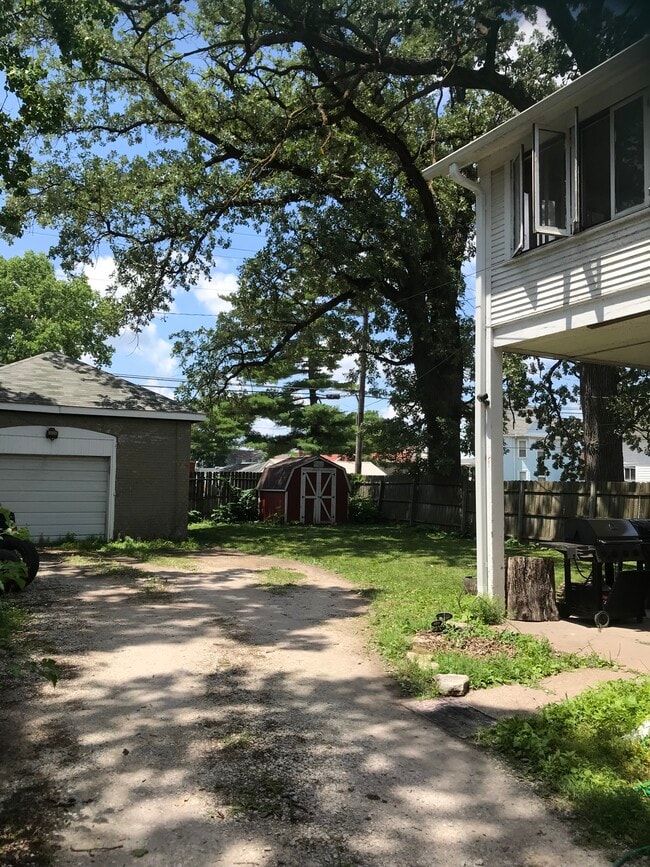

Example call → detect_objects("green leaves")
0 252 122 365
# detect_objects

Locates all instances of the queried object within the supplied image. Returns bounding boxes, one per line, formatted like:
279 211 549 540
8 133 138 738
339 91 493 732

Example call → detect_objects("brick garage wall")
0 411 192 540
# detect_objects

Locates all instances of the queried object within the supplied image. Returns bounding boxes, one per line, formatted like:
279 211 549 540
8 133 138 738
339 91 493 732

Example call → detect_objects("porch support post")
483 340 505 601
447 163 505 601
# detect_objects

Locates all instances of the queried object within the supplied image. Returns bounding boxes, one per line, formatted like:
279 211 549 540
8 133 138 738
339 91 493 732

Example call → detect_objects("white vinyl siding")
489 207 650 328
0 454 109 540
490 168 506 268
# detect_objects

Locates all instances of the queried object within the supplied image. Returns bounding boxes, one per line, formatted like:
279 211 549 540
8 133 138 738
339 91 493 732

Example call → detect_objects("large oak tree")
3 1 648 479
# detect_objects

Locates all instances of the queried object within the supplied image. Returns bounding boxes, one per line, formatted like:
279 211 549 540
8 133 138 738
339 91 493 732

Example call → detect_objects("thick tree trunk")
579 363 624 483
400 283 464 484
506 556 559 621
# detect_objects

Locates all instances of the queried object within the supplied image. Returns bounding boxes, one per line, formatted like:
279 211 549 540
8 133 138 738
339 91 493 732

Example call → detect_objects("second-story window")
517 438 528 458
511 90 647 255
580 95 646 229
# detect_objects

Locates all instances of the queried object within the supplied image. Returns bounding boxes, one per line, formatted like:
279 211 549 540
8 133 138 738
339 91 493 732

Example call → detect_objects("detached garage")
0 352 203 541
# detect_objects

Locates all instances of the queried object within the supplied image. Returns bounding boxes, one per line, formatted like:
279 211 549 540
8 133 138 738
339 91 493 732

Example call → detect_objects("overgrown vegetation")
347 493 381 524
210 488 259 524
480 678 650 852
402 622 609 696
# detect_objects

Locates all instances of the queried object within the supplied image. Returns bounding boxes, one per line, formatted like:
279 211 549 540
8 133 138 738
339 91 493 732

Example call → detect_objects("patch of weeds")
400 623 610 694
64 555 146 582
257 567 306 594
0 600 27 648
54 535 201 560
145 555 198 571
461 594 505 625
219 731 255 751
135 576 170 600
227 772 287 817
479 677 650 850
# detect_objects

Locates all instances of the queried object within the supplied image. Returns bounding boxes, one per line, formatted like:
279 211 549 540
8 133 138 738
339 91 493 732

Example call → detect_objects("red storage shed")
257 455 350 524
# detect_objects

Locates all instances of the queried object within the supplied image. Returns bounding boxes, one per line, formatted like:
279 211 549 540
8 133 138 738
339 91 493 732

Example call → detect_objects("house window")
519 470 528 481
512 91 648 254
516 438 527 458
624 466 636 481
533 126 568 235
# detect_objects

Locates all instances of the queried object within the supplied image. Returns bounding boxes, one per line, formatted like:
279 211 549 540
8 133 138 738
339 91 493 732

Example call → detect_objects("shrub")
348 493 381 524
211 487 259 523
462 593 506 625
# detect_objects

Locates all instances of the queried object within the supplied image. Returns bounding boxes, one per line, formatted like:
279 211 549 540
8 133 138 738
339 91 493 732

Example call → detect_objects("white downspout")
447 164 504 601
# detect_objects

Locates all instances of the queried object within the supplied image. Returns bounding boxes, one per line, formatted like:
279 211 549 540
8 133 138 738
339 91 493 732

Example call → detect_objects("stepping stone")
404 698 497 739
434 673 470 696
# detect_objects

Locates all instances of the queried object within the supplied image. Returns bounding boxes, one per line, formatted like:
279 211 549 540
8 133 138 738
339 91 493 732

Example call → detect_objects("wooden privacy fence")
189 470 650 542
357 475 475 533
357 476 650 541
189 470 261 515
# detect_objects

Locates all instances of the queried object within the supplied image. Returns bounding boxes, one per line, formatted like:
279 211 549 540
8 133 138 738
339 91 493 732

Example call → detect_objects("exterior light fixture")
45 427 59 440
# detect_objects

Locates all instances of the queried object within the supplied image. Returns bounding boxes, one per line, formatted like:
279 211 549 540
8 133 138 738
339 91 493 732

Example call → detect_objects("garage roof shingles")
0 352 202 419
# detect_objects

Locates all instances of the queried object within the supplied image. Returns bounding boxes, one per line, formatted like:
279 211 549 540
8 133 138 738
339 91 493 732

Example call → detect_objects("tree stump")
506 556 559 621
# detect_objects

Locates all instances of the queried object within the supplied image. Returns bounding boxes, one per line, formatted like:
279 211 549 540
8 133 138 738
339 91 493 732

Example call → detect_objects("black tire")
594 609 610 628
0 535 39 586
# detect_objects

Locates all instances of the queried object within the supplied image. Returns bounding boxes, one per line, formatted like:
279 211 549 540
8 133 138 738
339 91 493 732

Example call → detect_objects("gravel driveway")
0 550 608 867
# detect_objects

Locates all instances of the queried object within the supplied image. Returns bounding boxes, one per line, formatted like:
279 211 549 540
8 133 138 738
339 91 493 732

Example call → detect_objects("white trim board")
0 403 204 422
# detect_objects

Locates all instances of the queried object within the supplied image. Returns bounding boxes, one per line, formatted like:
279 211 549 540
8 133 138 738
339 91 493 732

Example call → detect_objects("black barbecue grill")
548 517 650 627
564 517 644 563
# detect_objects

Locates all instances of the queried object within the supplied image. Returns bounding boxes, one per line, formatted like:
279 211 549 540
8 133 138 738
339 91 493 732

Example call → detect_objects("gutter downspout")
446 164 503 600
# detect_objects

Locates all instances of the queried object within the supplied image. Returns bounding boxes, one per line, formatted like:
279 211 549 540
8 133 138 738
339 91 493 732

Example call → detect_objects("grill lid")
630 519 650 542
564 517 640 545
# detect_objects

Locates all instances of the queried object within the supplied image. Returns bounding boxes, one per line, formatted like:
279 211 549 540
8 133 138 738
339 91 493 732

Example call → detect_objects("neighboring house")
623 444 650 482
0 352 204 541
423 38 650 599
323 454 387 477
462 414 565 481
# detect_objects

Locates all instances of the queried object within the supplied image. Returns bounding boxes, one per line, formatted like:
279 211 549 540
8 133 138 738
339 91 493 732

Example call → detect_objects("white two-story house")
423 37 650 600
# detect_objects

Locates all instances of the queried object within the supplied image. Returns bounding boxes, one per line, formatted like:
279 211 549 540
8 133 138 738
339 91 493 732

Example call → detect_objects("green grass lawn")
480 677 650 855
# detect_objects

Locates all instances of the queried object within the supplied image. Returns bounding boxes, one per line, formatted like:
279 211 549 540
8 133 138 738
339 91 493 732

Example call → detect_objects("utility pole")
354 307 368 475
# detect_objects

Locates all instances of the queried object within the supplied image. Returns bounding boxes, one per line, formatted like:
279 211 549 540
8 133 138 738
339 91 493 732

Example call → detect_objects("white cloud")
334 354 357 381
193 262 239 315
252 417 291 436
111 321 178 378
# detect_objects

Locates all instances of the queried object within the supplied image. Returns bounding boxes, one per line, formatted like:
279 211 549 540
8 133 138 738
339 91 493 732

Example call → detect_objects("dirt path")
0 551 609 867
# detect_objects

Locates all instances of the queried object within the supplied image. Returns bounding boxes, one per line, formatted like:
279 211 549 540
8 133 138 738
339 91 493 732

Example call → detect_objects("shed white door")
300 468 336 524
0 454 110 540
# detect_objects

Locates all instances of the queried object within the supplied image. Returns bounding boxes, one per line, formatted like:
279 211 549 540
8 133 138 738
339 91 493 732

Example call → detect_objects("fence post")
588 480 597 518
460 477 468 535
409 476 419 526
517 480 526 541
377 478 386 510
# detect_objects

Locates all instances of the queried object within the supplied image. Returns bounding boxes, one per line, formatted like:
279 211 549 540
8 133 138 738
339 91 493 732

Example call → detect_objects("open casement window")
511 147 549 254
512 149 523 254
533 125 570 236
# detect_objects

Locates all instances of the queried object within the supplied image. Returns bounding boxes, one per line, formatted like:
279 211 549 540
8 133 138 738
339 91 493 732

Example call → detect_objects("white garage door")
0 454 110 540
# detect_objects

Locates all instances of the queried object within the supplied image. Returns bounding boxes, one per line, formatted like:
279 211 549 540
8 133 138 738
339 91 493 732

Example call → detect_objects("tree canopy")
2 1 648 478
0 252 121 365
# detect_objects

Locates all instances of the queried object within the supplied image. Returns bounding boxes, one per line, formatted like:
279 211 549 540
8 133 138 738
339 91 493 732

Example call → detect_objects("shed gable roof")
258 455 350 492
0 352 203 421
